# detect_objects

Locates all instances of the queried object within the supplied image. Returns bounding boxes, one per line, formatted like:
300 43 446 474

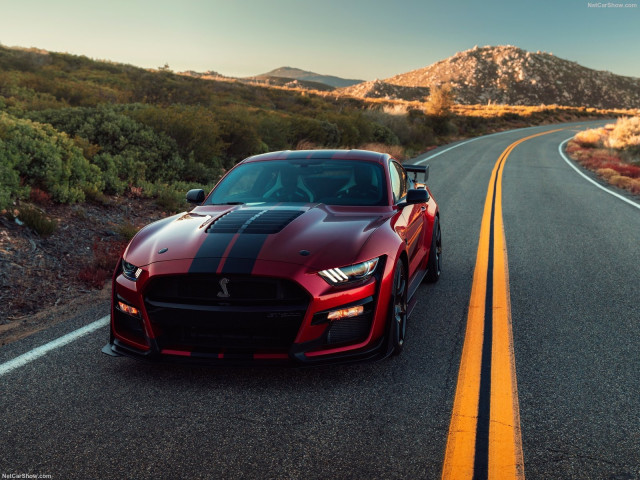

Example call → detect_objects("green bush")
155 184 188 213
0 111 103 206
17 205 58 236
124 104 226 170
28 106 185 184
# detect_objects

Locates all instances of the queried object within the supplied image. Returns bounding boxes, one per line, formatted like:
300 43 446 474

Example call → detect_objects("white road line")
0 315 109 377
558 138 640 211
414 127 532 164
415 137 483 164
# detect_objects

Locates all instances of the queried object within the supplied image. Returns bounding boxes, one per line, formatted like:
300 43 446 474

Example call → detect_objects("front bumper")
104 258 393 366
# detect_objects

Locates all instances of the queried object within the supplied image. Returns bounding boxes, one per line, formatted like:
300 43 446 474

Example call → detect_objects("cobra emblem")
217 277 231 298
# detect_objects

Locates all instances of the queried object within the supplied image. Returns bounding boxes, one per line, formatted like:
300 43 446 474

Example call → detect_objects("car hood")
125 204 392 272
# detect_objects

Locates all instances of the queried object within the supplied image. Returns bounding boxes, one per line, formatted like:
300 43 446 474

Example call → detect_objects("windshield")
206 159 388 206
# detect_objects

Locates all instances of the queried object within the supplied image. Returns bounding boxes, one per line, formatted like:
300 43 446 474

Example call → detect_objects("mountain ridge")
340 45 640 109
250 66 363 88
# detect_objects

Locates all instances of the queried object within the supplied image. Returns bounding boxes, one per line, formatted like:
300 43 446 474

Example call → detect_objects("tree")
425 84 455 118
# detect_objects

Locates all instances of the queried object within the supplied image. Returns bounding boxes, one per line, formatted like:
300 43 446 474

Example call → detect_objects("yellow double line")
442 129 563 480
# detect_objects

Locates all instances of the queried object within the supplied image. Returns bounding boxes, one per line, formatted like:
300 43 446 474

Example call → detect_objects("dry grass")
574 129 604 148
567 116 640 196
604 116 640 152
358 143 406 160
295 140 320 150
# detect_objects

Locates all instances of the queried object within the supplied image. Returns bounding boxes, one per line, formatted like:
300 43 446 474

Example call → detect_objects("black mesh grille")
144 275 309 352
145 274 308 306
207 209 303 235
147 305 306 351
326 314 373 345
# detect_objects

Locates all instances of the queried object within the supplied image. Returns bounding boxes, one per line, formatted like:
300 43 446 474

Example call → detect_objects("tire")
425 216 442 283
390 260 408 356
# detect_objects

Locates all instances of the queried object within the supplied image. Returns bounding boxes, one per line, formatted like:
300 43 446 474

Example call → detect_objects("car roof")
243 149 392 165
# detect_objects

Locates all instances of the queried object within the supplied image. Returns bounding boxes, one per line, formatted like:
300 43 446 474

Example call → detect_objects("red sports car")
103 149 441 365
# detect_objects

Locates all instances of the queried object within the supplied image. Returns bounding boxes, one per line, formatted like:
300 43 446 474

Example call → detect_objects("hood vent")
208 209 303 235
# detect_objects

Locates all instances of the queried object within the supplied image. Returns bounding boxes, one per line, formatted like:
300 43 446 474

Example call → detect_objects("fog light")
118 300 141 317
327 305 364 321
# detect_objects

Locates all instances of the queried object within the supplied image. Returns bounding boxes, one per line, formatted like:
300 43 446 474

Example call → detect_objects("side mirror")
186 189 205 204
406 188 429 204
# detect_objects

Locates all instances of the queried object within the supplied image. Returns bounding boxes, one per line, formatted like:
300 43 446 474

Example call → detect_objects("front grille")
145 274 308 306
144 275 309 352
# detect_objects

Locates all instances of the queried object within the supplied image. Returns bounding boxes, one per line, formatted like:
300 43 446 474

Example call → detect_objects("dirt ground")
0 197 168 347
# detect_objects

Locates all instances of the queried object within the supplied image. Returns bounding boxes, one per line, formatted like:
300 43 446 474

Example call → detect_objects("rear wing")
404 164 429 188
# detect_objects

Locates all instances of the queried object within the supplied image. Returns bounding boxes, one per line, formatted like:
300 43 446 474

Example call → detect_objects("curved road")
1 121 639 479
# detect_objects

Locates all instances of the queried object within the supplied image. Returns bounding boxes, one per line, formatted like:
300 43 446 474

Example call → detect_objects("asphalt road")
1 121 639 479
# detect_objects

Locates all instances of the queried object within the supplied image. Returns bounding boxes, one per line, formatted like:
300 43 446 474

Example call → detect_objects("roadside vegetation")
1 45 634 214
566 116 640 195
0 44 638 326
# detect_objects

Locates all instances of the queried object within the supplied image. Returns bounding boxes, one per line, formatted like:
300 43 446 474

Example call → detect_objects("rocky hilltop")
337 79 429 101
342 46 640 109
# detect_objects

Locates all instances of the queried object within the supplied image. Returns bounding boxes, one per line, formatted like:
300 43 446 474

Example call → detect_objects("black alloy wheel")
390 261 408 356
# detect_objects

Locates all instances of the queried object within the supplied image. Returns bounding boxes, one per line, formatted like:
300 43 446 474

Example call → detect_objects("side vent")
208 209 303 235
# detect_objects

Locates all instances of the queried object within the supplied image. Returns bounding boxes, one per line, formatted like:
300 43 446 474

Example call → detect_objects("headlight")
318 257 379 285
122 259 142 281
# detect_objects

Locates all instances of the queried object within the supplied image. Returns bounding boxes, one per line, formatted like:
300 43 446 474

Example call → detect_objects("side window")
389 161 408 203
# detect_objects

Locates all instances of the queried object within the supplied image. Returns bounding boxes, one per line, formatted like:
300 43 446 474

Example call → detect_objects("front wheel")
390 261 408 356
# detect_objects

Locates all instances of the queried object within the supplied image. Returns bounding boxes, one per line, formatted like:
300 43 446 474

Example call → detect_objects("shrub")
596 168 618 180
0 152 26 210
156 185 187 213
28 106 186 184
29 187 52 206
0 112 103 204
125 104 226 170
17 205 58 236
424 84 454 118
609 175 640 193
78 239 128 289
359 143 406 160
116 221 139 241
605 116 640 155
574 129 603 148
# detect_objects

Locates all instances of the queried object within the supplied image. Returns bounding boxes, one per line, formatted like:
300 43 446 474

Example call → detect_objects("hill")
339 80 429 101
251 66 363 88
342 46 640 109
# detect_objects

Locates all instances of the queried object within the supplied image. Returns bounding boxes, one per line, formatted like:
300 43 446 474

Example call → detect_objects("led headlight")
122 259 142 281
318 257 379 285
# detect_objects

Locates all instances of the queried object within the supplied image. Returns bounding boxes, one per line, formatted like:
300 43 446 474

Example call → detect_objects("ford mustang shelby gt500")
103 149 441 365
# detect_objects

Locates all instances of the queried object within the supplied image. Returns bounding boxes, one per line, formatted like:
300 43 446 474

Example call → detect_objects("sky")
1 0 639 80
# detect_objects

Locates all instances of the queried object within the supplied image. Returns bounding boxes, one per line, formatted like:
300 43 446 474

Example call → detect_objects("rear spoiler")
404 164 429 185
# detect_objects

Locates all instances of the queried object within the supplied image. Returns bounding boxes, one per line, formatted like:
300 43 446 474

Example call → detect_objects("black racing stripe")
188 233 236 273
473 165 499 480
220 234 269 274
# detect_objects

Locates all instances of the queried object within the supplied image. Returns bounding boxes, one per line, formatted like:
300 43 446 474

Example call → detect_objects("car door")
390 161 425 277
